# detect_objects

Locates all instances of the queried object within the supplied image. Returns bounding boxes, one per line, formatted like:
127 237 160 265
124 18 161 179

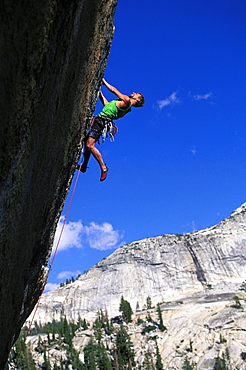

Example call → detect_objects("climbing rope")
23 160 82 343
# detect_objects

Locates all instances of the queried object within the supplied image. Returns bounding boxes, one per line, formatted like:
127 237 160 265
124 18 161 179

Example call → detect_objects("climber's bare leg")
86 137 107 172
82 142 91 168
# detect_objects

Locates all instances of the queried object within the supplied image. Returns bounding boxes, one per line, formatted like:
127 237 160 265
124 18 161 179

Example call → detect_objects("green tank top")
99 100 132 120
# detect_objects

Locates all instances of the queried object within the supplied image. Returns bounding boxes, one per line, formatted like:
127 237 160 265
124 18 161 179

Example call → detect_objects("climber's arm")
99 91 108 106
102 78 131 107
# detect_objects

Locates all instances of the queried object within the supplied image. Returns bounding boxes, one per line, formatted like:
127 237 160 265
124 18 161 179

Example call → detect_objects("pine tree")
213 353 228 370
146 296 152 309
62 316 72 346
119 296 133 323
142 350 155 370
115 324 135 369
146 313 152 322
32 320 40 335
96 342 113 370
182 357 194 370
14 331 36 370
83 338 97 370
157 303 166 332
47 332 51 345
43 348 51 370
102 308 113 335
93 317 103 342
82 318 88 330
60 359 64 370
68 346 84 369
155 341 164 370
52 328 56 342
233 295 241 308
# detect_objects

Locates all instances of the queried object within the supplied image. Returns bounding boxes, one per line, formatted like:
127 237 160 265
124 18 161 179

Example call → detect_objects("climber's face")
129 93 142 106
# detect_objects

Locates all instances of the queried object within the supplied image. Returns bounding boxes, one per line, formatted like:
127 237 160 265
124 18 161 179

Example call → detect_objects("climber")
77 78 145 181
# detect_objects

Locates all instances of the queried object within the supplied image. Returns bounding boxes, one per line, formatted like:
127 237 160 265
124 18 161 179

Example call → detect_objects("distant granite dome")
35 202 246 323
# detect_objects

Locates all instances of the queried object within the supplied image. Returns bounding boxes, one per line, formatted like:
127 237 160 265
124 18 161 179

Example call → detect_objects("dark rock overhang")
0 0 117 367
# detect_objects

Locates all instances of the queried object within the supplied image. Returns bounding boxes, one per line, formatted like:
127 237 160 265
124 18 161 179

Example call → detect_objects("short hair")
135 93 145 107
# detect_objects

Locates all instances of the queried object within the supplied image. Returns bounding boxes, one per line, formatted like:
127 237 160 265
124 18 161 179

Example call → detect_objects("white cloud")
57 270 82 280
190 146 197 155
44 283 59 292
156 91 212 111
84 222 124 251
53 217 84 253
157 92 180 109
193 92 212 100
53 217 124 253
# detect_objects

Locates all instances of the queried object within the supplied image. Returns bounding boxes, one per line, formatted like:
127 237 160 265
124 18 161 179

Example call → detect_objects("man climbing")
77 78 145 181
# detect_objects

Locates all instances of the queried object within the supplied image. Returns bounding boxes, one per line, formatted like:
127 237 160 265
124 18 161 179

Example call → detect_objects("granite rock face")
30 203 246 369
25 295 246 369
0 0 117 367
36 203 246 323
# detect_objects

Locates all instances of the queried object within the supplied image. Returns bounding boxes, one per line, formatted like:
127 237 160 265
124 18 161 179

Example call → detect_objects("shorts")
88 116 111 142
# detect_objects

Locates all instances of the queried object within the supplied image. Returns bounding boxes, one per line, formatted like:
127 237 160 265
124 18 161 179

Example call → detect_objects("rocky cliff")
25 294 246 369
30 203 246 369
36 203 246 322
0 0 117 367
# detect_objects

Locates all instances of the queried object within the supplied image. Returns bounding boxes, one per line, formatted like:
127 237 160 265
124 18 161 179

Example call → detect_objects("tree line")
9 296 232 369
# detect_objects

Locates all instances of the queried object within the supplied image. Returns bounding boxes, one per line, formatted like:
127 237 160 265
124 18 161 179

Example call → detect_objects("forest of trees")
8 296 231 370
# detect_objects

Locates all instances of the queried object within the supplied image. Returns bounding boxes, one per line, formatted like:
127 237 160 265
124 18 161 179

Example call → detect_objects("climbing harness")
101 119 118 142
90 115 118 143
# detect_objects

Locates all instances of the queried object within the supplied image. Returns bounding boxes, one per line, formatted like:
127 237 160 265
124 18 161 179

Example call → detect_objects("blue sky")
45 0 246 291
